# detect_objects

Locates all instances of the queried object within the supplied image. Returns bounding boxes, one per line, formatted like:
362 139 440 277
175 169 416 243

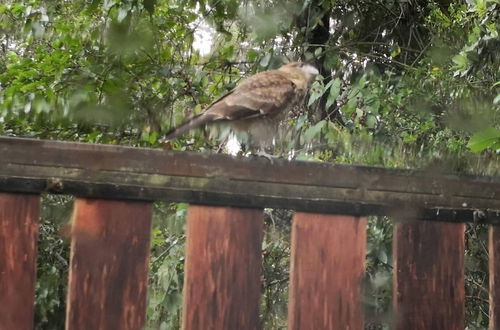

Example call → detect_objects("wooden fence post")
288 213 367 330
182 205 263 330
66 198 152 330
393 221 465 329
489 226 500 329
0 193 40 330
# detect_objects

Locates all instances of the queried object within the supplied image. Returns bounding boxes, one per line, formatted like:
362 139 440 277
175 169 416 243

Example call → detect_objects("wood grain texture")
0 137 498 223
183 205 263 330
489 226 500 329
288 213 367 330
0 192 40 330
393 221 465 329
66 198 152 330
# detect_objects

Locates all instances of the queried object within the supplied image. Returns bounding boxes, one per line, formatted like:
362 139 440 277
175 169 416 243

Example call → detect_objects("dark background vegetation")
1 0 498 328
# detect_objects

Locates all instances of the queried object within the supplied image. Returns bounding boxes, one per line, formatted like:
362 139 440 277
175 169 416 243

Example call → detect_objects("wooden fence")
0 136 499 329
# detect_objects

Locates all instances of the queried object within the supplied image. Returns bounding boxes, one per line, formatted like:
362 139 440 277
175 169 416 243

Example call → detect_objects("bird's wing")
162 69 307 141
205 71 298 121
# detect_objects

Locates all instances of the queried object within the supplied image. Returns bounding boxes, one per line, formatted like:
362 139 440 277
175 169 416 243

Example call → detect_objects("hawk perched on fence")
161 62 319 144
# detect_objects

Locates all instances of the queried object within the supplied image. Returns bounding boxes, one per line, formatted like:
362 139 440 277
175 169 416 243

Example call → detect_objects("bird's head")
278 62 319 83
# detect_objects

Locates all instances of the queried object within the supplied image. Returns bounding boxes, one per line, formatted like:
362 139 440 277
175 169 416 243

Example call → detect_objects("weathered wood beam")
66 199 152 330
0 137 499 223
288 213 366 329
393 221 465 329
0 193 40 330
183 206 262 329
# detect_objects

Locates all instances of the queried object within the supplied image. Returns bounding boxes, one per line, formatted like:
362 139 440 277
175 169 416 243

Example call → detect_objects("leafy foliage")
147 203 186 329
35 195 72 329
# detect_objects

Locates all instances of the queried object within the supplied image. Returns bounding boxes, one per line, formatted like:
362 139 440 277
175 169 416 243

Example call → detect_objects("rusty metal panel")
288 213 367 330
66 198 152 330
182 205 263 330
0 192 40 330
393 221 465 329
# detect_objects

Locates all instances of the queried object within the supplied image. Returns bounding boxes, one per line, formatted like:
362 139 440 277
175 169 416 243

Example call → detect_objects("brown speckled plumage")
162 62 318 141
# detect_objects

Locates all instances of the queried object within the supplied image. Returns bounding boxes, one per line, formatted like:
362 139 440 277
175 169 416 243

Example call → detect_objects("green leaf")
323 52 338 70
365 114 377 129
303 120 326 141
493 94 500 105
468 127 500 152
346 86 360 110
247 49 259 62
402 131 417 144
325 78 341 108
117 8 129 23
149 131 158 144
259 53 271 67
307 80 324 106
452 54 467 67
390 44 401 58
378 249 388 264
304 51 314 61
221 45 234 58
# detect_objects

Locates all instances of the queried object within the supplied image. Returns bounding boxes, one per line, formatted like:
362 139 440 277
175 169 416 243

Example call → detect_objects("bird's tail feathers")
160 113 216 142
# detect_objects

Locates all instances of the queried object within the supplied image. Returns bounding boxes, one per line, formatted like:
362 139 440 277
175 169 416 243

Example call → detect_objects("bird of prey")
160 61 319 143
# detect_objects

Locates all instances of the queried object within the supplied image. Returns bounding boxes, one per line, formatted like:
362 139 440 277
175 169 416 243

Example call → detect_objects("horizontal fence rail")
0 137 499 223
